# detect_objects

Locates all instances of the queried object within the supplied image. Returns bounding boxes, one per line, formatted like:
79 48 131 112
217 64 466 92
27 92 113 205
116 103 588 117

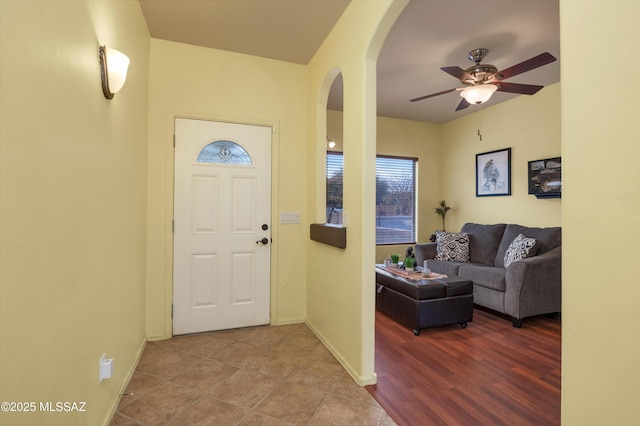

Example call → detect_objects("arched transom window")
196 140 252 165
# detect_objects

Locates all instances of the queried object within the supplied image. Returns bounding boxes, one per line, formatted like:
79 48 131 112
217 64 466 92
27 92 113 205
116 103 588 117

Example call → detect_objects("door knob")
256 237 269 245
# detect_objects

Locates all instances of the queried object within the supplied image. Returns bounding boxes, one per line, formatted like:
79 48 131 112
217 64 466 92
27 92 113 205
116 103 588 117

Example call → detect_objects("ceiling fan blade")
498 52 557 80
497 82 544 95
441 66 474 82
455 98 470 111
410 88 458 103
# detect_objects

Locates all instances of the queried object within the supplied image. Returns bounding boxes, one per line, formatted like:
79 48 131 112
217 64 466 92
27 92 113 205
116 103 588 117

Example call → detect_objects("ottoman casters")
413 321 468 336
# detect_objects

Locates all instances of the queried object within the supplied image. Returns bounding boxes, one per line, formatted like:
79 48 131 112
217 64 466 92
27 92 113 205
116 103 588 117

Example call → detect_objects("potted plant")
434 199 452 232
403 256 416 271
390 253 400 266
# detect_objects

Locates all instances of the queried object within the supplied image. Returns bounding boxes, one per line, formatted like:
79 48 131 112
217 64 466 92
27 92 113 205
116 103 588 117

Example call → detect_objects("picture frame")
528 157 561 198
476 148 511 197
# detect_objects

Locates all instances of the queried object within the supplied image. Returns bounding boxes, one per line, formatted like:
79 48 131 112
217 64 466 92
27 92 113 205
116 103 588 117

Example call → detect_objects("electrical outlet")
99 353 113 382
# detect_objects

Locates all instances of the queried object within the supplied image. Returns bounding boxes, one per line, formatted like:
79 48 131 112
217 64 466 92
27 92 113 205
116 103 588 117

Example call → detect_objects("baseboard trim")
102 338 147 426
271 319 306 326
304 320 377 386
146 333 168 342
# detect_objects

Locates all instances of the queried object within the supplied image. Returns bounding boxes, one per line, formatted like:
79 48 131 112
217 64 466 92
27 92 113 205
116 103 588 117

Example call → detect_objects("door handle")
256 237 269 245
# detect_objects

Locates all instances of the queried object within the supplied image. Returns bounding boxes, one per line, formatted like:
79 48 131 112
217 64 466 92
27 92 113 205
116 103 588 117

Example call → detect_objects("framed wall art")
476 148 511 197
528 157 561 198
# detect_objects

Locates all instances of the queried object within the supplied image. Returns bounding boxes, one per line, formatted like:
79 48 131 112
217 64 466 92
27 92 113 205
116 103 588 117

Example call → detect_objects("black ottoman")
375 267 473 335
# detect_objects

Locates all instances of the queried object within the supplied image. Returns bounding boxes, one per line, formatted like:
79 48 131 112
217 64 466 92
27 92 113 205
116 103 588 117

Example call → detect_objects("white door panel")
173 118 271 335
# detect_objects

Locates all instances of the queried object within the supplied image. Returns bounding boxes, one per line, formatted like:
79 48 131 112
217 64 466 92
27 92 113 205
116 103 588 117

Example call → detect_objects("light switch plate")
280 212 300 224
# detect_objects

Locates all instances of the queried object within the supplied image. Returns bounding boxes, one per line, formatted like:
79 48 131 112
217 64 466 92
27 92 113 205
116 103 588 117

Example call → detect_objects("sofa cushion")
458 264 507 292
494 224 562 268
460 223 507 265
504 234 538 268
414 242 437 265
425 259 469 276
434 231 470 262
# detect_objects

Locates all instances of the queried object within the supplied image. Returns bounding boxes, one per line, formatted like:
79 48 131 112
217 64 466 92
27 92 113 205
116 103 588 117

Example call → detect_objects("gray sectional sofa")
414 223 561 327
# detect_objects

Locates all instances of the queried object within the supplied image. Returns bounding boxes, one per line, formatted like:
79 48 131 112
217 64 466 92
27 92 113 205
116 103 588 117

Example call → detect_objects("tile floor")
110 323 396 425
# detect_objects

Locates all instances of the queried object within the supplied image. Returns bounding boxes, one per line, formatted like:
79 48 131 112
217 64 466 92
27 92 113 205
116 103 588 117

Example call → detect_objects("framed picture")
528 157 561 198
476 148 511 197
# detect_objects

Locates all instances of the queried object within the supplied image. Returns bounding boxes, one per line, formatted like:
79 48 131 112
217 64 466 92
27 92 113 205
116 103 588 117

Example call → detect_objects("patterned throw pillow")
435 231 470 262
504 234 538 268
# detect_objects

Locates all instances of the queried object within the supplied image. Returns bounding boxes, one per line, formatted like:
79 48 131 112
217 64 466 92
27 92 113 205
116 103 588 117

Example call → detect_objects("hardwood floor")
366 307 561 426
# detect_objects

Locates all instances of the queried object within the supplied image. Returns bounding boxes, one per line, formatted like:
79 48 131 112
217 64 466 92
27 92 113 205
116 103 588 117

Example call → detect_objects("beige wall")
561 0 640 423
440 83 562 230
0 1 150 425
2 0 639 423
145 39 310 340
305 0 409 385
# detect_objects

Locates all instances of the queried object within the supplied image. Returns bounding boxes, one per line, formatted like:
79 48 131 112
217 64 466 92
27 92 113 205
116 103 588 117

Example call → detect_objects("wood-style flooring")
367 307 561 426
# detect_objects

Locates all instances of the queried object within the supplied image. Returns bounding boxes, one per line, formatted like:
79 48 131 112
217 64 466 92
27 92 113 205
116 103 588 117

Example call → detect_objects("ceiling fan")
410 48 557 111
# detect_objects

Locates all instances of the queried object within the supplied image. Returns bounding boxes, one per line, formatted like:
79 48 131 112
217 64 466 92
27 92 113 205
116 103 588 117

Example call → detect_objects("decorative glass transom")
196 140 252 165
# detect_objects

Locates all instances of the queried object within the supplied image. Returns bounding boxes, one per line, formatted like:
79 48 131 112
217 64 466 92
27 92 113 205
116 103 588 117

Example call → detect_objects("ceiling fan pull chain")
477 106 484 141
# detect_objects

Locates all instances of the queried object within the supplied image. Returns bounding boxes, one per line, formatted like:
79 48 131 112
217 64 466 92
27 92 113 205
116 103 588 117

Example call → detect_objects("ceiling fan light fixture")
460 84 498 104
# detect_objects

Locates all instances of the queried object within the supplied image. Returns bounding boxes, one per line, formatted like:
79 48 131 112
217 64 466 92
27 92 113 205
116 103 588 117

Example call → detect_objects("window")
326 152 417 245
197 140 252 165
375 156 417 244
326 152 344 224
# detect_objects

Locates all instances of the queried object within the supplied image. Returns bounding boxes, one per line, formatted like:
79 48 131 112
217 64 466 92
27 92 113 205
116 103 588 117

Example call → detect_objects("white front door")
173 118 271 335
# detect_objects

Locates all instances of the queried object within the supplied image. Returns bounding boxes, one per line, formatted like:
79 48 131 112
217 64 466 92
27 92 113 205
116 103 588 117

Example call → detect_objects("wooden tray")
380 266 423 278
378 266 447 280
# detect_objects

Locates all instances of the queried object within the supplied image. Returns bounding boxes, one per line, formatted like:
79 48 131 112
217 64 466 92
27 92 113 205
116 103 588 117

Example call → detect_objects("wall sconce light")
99 45 130 99
327 137 336 149
460 84 497 105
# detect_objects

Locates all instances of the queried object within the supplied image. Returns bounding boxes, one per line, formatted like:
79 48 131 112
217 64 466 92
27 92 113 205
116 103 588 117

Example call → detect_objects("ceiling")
140 0 560 124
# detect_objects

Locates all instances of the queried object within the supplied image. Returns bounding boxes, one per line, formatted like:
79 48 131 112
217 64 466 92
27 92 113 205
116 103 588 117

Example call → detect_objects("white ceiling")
140 0 560 124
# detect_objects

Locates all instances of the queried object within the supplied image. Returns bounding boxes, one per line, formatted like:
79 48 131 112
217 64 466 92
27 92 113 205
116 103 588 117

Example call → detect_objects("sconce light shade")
327 137 336 149
460 84 497 105
99 45 130 99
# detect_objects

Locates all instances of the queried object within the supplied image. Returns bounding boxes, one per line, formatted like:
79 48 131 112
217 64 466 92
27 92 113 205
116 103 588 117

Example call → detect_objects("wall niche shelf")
310 223 346 249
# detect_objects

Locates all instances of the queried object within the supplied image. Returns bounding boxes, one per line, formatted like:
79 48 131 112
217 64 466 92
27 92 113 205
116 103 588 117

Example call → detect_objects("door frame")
172 118 273 334
160 113 279 339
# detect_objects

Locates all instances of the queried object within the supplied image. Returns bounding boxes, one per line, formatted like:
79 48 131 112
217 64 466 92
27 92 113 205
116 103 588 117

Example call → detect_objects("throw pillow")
435 231 470 262
504 234 538 268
